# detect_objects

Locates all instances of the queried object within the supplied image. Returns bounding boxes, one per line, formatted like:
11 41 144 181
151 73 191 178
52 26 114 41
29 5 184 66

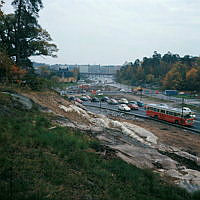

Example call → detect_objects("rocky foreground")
13 91 200 192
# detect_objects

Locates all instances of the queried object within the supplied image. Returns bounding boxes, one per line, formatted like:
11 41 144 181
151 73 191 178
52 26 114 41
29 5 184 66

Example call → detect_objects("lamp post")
140 88 143 101
99 99 102 109
181 97 184 117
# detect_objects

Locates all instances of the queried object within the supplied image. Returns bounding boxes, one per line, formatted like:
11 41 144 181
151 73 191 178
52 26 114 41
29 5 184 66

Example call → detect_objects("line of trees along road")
116 51 200 92
0 0 58 82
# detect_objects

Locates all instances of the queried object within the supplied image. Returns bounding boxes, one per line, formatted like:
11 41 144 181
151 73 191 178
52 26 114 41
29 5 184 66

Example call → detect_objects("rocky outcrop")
10 91 199 193
56 103 200 192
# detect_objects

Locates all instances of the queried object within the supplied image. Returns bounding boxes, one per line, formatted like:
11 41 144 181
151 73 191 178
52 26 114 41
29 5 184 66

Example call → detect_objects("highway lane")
82 101 200 131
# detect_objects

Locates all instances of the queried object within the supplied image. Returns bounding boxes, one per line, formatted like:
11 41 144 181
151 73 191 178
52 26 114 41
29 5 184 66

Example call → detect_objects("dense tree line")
0 0 58 80
116 51 200 92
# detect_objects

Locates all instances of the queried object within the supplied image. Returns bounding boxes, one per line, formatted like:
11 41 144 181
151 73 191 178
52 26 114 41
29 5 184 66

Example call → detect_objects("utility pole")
181 97 184 117
140 88 143 101
99 98 102 109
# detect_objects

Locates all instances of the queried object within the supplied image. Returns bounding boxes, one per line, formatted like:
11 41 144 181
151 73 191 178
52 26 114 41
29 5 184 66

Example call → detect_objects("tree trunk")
16 0 23 66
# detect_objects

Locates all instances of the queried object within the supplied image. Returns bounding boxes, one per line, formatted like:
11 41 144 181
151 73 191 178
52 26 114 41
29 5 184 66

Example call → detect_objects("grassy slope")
0 93 200 200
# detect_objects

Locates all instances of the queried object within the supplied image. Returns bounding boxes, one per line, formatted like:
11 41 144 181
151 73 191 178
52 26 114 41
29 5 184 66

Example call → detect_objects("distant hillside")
32 62 50 68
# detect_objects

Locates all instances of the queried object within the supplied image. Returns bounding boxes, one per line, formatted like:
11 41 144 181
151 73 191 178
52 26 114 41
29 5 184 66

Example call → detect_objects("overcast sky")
3 0 200 65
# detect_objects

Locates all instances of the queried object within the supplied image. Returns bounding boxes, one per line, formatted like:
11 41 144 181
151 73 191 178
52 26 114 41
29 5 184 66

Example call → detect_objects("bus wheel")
154 115 158 119
175 120 179 124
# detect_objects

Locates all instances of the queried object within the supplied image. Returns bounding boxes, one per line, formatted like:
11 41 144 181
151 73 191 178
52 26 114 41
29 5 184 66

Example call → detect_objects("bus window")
161 110 165 114
175 113 181 117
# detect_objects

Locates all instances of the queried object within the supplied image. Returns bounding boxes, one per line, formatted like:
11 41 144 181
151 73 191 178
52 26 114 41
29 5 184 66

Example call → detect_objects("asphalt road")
83 101 200 131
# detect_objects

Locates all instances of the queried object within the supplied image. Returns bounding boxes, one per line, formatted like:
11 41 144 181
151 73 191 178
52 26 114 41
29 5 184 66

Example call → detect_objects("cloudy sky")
3 0 200 65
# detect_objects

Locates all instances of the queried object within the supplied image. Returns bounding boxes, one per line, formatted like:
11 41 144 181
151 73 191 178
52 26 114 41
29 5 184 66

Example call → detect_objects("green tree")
0 1 4 16
12 0 43 66
0 0 58 71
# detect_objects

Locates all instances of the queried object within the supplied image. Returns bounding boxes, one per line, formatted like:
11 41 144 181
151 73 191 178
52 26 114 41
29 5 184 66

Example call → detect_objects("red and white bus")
146 104 195 126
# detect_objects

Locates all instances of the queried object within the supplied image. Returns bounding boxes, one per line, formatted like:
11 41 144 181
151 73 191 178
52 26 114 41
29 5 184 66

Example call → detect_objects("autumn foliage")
0 52 26 83
162 61 200 91
117 52 200 92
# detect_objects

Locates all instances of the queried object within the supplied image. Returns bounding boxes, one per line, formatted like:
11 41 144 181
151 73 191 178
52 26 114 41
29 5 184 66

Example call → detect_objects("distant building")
88 65 101 74
79 65 89 73
56 68 77 83
79 64 122 75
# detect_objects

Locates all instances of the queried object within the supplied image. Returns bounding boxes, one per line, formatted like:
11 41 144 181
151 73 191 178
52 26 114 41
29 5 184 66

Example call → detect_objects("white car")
118 98 128 104
183 107 192 112
118 104 131 111
108 98 118 105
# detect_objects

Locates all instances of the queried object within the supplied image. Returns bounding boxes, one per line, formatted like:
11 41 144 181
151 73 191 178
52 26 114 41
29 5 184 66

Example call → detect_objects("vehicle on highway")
146 104 195 126
107 98 118 105
137 101 144 107
75 98 83 104
85 95 91 100
68 96 76 101
118 98 128 104
118 104 131 111
159 103 168 108
91 97 100 102
127 103 139 110
129 101 138 105
80 96 89 101
101 96 109 102
182 107 191 112
164 90 178 96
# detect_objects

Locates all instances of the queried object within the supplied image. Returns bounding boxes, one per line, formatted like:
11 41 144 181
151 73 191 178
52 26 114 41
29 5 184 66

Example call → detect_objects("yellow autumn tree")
162 63 186 90
186 67 199 91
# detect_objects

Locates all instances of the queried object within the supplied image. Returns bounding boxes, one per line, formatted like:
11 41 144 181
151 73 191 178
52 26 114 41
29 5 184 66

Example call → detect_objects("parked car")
118 104 131 111
91 97 100 102
108 98 118 105
137 101 144 107
127 103 139 110
118 98 128 104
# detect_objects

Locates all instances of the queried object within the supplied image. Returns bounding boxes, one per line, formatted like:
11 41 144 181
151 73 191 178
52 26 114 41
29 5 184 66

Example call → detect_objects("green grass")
0 93 200 200
173 95 199 100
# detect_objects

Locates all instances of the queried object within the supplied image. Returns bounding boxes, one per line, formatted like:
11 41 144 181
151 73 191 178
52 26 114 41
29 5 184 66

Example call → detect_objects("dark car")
100 96 109 102
80 96 88 101
128 103 139 110
137 101 144 107
68 96 76 101
91 97 100 102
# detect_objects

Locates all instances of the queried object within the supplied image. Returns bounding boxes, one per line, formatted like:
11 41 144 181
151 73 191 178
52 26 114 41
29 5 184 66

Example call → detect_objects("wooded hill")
116 52 200 92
